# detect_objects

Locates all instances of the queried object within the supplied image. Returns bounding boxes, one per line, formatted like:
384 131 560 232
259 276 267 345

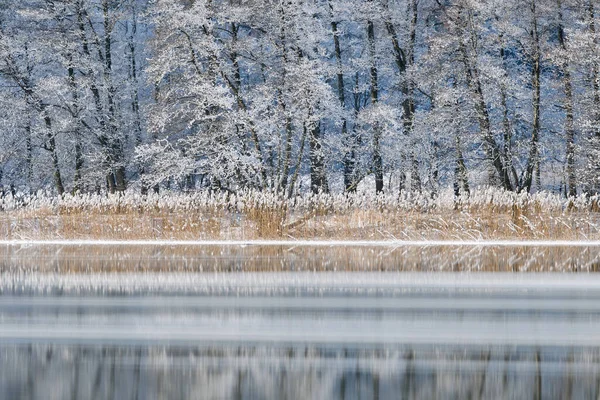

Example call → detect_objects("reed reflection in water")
2 344 599 400
1 243 600 273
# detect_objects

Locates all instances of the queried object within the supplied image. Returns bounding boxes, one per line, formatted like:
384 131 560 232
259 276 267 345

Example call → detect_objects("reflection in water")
2 344 599 400
3 244 600 399
1 243 600 273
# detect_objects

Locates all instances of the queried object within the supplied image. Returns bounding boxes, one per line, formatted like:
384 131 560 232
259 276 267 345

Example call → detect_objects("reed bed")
0 188 599 240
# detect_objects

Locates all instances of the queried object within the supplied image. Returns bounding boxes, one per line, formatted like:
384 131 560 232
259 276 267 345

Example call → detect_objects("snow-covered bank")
2 239 600 247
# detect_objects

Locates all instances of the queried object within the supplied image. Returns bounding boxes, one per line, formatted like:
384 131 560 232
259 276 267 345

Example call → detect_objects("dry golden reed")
0 188 599 241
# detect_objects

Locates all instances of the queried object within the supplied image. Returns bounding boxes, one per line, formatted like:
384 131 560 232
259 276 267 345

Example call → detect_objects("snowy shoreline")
1 239 600 247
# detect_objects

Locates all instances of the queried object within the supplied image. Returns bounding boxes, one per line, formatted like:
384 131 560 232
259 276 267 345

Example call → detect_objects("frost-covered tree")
0 0 600 197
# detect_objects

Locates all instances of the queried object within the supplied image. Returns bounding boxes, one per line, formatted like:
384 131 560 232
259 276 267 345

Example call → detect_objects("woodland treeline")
1 0 599 196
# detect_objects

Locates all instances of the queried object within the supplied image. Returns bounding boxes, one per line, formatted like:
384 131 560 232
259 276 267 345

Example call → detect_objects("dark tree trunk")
557 0 576 197
287 124 307 198
385 0 420 192
329 6 353 192
498 35 520 190
277 5 293 193
103 0 126 193
523 0 542 193
454 135 470 197
44 113 65 195
309 121 328 194
128 6 146 194
67 61 84 193
457 7 513 191
587 1 600 193
25 119 33 189
367 17 384 193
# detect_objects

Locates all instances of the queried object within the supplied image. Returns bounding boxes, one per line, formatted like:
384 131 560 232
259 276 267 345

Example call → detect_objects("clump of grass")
243 193 287 238
0 187 599 240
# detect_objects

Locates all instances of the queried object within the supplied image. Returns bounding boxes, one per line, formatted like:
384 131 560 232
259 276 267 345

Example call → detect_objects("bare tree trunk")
76 0 107 139
344 72 364 192
309 120 328 194
287 125 307 198
279 112 294 192
21 46 35 191
385 0 420 192
277 4 293 193
460 44 511 190
10 47 65 194
367 16 384 193
457 8 513 191
557 0 576 196
498 34 520 190
67 58 84 193
25 117 33 189
523 0 542 193
500 86 519 188
587 1 600 193
44 113 65 195
329 4 353 192
226 22 267 189
454 134 470 197
102 0 126 193
407 0 421 192
128 5 146 194
77 0 118 193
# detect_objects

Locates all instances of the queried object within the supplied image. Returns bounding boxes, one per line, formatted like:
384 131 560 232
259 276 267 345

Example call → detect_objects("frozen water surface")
2 242 600 399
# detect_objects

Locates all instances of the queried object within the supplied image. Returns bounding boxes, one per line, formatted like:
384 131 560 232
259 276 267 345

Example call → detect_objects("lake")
1 242 600 399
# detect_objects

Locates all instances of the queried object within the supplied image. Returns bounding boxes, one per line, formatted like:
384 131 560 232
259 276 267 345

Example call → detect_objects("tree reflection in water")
1 344 599 399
